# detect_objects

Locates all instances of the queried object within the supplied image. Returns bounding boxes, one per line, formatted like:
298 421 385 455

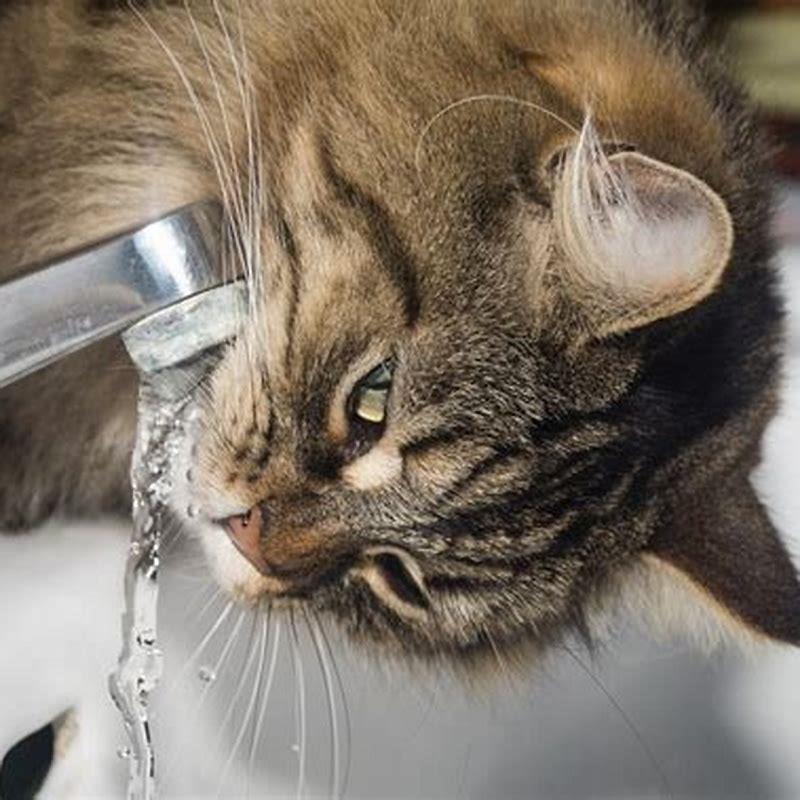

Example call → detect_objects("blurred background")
1 1 800 798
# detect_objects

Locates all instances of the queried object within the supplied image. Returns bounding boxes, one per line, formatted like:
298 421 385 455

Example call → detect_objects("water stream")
107 282 246 798
109 381 190 800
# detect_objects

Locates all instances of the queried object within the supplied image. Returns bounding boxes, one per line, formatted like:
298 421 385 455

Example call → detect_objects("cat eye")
350 360 394 427
343 359 395 461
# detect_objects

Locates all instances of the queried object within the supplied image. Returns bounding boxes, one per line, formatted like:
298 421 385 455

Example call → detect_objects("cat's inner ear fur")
350 546 432 623
547 121 734 338
643 479 800 646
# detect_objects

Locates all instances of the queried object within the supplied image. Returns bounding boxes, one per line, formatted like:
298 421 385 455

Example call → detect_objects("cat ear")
645 480 800 645
352 546 432 623
550 125 733 338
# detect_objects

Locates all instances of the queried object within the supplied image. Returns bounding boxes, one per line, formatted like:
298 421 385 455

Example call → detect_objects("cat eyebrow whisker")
210 0 271 361
131 0 269 417
414 93 581 173
128 3 249 274
183 0 268 402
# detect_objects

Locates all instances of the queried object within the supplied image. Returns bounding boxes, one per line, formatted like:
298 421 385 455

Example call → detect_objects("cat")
1 0 798 670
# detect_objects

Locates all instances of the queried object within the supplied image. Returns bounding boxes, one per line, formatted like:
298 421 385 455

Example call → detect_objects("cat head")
164 100 799 668
86 1 797 667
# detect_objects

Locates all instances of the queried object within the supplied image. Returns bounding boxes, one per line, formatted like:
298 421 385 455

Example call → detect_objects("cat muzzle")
219 505 351 590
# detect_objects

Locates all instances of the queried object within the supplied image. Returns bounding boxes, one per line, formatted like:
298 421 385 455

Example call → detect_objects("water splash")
109 384 189 800
198 665 217 684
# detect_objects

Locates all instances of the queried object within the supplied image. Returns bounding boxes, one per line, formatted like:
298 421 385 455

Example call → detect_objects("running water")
109 381 190 800
108 282 247 798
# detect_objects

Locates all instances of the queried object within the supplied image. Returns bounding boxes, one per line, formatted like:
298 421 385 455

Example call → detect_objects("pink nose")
220 506 269 573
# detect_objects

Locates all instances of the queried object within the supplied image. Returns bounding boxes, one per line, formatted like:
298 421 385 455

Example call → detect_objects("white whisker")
248 615 281 791
216 610 260 740
181 1 251 275
245 606 270 799
183 599 233 670
306 609 341 799
289 611 307 800
220 603 270 795
128 2 249 286
315 615 352 798
199 607 248 711
415 93 579 173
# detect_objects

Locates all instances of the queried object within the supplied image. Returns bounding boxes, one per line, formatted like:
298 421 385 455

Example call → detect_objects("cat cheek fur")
341 440 403 491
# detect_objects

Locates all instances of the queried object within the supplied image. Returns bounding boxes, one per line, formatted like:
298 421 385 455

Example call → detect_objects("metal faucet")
0 201 247 388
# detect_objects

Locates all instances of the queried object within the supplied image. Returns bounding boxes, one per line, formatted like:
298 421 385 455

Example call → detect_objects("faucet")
0 201 246 388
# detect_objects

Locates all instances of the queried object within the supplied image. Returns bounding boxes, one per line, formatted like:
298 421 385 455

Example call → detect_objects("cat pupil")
351 361 394 426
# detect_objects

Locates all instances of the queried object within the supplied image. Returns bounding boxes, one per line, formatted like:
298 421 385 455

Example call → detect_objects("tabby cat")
1 0 798 668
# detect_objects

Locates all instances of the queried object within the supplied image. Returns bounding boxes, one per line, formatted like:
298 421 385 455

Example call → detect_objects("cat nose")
219 505 270 573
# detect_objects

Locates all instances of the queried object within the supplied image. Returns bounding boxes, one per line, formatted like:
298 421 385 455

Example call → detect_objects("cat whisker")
414 93 580 173
210 0 268 401
216 607 265 796
160 598 237 788
183 0 262 340
193 585 224 623
160 513 194 559
248 611 281 792
182 1 248 244
179 598 234 683
314 613 352 799
127 2 249 289
210 0 260 261
245 604 270 798
289 609 308 800
216 610 260 741
561 643 674 800
305 608 341 799
197 607 248 714
163 569 209 583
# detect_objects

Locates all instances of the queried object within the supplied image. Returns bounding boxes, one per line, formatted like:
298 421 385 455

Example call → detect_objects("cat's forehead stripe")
318 136 421 326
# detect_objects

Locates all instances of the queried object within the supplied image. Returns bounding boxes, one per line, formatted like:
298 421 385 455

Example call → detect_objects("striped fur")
0 0 797 669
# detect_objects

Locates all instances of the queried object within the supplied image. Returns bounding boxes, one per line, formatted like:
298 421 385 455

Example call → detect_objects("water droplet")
185 468 195 483
117 746 131 759
198 665 216 684
186 504 200 519
137 629 156 647
290 743 300 753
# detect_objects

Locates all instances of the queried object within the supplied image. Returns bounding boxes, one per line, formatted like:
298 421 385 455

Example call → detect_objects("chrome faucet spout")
0 201 229 389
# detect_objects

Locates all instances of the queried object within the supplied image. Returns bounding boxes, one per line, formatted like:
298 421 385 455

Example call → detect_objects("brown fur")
1 0 797 668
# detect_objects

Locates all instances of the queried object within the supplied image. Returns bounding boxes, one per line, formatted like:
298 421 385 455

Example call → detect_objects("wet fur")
1 0 798 669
